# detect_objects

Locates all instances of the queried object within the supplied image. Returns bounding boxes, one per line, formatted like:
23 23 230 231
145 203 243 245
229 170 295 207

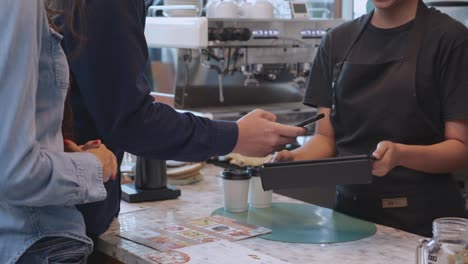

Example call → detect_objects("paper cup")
248 168 272 208
221 168 251 213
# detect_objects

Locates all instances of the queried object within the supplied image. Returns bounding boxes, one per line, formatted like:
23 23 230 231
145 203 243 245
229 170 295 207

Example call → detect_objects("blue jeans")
17 237 92 264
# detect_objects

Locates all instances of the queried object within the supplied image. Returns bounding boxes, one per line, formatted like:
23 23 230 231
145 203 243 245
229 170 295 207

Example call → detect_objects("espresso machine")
145 17 344 124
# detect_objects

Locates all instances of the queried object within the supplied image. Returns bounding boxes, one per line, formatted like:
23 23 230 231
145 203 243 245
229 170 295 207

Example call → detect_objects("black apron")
330 2 466 237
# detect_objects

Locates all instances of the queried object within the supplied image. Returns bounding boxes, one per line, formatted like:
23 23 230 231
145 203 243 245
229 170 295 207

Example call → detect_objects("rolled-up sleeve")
0 1 106 207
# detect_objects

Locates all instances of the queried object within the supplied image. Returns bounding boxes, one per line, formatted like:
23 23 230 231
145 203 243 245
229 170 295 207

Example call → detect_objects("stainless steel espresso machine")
145 17 344 124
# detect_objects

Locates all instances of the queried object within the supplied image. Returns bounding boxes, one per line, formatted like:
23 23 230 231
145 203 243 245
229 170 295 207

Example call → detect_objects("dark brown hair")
45 0 87 142
45 0 87 53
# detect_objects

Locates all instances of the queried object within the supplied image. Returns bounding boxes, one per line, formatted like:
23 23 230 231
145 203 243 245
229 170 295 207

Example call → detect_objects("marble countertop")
98 164 421 264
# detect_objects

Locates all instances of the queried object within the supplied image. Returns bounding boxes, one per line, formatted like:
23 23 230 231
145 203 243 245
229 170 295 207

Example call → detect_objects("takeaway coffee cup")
248 167 272 208
221 168 251 212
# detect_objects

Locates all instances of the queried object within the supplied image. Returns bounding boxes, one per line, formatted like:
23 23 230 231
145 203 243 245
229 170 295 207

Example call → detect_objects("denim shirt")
0 2 107 263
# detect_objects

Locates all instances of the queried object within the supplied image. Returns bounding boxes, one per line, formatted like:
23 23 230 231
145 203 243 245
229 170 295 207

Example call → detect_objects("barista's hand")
372 141 401 176
64 139 117 182
271 150 296 162
232 109 306 157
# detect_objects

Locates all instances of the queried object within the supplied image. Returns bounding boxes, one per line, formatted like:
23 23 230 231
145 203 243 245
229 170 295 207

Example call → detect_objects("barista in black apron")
329 2 466 237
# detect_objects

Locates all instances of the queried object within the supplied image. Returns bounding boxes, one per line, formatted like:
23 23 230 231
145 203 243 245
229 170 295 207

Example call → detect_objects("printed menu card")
118 215 270 252
145 240 288 264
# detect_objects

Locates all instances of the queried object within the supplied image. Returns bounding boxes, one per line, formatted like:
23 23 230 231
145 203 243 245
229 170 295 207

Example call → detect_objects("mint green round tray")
212 202 377 243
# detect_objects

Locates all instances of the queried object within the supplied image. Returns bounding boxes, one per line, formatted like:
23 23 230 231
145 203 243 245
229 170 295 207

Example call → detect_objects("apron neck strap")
340 11 373 64
405 1 429 63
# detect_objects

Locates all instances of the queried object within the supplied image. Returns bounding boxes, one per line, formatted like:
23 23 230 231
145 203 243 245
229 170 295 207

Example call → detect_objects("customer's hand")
372 141 401 176
64 139 117 182
64 139 101 152
232 109 307 157
86 145 118 182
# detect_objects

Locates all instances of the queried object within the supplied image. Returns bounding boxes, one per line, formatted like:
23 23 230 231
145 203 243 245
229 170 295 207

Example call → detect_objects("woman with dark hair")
0 1 117 263
57 0 306 251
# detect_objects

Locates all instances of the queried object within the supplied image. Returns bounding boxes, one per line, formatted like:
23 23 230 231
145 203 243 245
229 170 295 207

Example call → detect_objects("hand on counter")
232 109 307 157
64 139 118 182
372 141 401 177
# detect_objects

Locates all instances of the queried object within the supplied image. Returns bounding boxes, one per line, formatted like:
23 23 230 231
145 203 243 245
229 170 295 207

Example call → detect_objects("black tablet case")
260 155 373 191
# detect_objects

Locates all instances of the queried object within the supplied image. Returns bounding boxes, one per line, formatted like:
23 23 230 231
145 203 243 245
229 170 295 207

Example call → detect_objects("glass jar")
416 217 468 264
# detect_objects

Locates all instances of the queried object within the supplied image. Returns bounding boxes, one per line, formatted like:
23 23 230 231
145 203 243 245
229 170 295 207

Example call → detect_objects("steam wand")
200 49 226 103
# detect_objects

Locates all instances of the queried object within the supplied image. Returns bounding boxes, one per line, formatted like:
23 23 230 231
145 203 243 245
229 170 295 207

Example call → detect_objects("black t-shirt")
304 7 468 123
348 20 413 64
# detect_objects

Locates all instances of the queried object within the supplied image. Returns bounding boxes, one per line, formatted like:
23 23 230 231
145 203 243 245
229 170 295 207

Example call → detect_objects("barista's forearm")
396 139 468 174
291 134 336 161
